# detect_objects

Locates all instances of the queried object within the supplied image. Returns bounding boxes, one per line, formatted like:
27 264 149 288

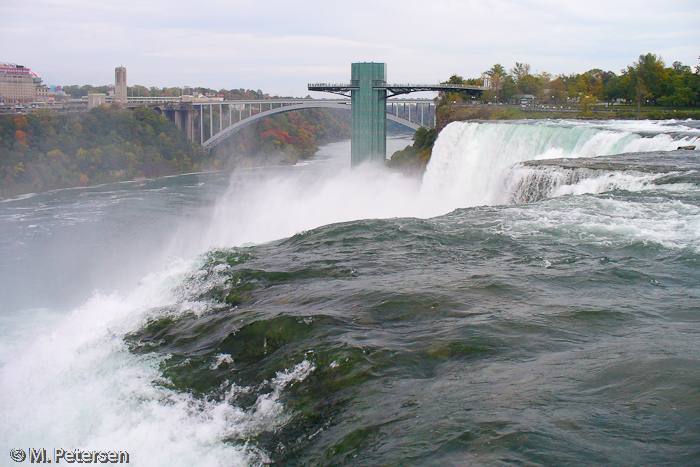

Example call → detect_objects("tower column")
350 62 387 167
115 66 127 105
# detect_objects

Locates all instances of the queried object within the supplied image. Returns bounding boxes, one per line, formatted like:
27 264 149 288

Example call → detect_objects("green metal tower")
309 63 484 167
350 63 387 166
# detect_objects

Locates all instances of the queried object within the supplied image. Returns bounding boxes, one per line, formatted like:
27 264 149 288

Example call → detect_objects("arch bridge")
190 98 437 152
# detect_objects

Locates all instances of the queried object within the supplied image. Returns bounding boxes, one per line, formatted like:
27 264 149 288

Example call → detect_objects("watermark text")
10 448 130 463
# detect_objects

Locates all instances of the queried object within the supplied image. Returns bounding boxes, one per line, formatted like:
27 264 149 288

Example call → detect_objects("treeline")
213 108 350 167
0 106 205 198
63 85 278 101
444 53 700 109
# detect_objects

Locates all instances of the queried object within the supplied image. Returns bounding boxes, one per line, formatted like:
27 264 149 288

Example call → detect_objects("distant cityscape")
0 62 54 106
0 62 230 113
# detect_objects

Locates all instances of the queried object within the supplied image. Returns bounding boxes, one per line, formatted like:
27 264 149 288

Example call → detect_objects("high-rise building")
115 66 127 104
0 62 42 104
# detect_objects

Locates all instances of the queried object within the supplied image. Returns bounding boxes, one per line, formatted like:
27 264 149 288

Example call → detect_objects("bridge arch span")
200 101 421 151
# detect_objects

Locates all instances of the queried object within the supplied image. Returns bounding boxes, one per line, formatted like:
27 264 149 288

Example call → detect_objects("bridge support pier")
171 108 194 141
156 103 196 142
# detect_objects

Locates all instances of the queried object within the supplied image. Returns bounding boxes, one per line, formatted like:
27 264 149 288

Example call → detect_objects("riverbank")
436 104 700 130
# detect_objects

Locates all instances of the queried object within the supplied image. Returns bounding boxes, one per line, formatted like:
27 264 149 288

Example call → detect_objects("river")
1 121 699 466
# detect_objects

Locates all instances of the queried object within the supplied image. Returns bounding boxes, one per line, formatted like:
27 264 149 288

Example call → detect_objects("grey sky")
1 0 698 97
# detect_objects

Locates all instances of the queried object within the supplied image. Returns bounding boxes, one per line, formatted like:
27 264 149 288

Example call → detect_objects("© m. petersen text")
10 448 129 464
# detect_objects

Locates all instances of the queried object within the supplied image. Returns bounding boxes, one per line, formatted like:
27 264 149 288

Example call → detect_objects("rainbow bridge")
191 97 437 153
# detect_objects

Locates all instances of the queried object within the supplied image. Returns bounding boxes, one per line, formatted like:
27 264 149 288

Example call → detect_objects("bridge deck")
309 83 485 97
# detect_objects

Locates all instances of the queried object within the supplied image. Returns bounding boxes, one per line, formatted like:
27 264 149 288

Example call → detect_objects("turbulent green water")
129 191 700 465
1 122 699 466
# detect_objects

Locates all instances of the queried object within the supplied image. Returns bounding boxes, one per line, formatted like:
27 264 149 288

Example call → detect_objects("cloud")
1 0 698 95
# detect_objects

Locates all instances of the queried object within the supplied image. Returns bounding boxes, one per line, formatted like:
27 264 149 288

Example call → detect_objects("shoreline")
0 168 225 203
436 104 699 129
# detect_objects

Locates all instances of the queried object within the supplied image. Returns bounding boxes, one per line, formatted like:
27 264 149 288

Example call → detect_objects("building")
114 66 127 104
47 85 69 103
87 93 106 109
520 94 536 106
0 62 42 105
35 85 49 102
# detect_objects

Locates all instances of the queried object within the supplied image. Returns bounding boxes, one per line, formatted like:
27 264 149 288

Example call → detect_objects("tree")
486 64 507 80
548 76 567 102
484 64 507 101
500 77 518 102
14 130 28 146
448 74 464 84
626 53 669 109
672 61 691 74
510 62 531 82
518 74 542 96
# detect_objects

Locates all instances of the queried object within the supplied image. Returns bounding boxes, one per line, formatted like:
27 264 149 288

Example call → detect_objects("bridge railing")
308 83 353 88
385 83 485 90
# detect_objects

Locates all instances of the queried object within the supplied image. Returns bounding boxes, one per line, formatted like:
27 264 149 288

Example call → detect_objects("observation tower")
309 63 485 166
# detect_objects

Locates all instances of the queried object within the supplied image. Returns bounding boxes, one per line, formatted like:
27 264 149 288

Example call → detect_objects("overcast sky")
1 0 698 97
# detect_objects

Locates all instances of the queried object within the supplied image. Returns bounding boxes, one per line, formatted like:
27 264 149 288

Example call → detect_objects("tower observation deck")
309 63 484 166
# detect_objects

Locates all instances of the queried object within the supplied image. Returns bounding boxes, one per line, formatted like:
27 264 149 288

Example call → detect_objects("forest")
0 106 206 198
445 53 700 110
62 85 274 101
0 104 350 198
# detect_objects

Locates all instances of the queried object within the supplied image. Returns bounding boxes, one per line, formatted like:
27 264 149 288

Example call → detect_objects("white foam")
503 164 665 204
170 163 451 254
501 195 700 253
549 172 659 198
0 255 312 466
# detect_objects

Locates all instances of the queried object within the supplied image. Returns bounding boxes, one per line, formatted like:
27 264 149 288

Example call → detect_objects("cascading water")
421 119 700 207
502 164 662 204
